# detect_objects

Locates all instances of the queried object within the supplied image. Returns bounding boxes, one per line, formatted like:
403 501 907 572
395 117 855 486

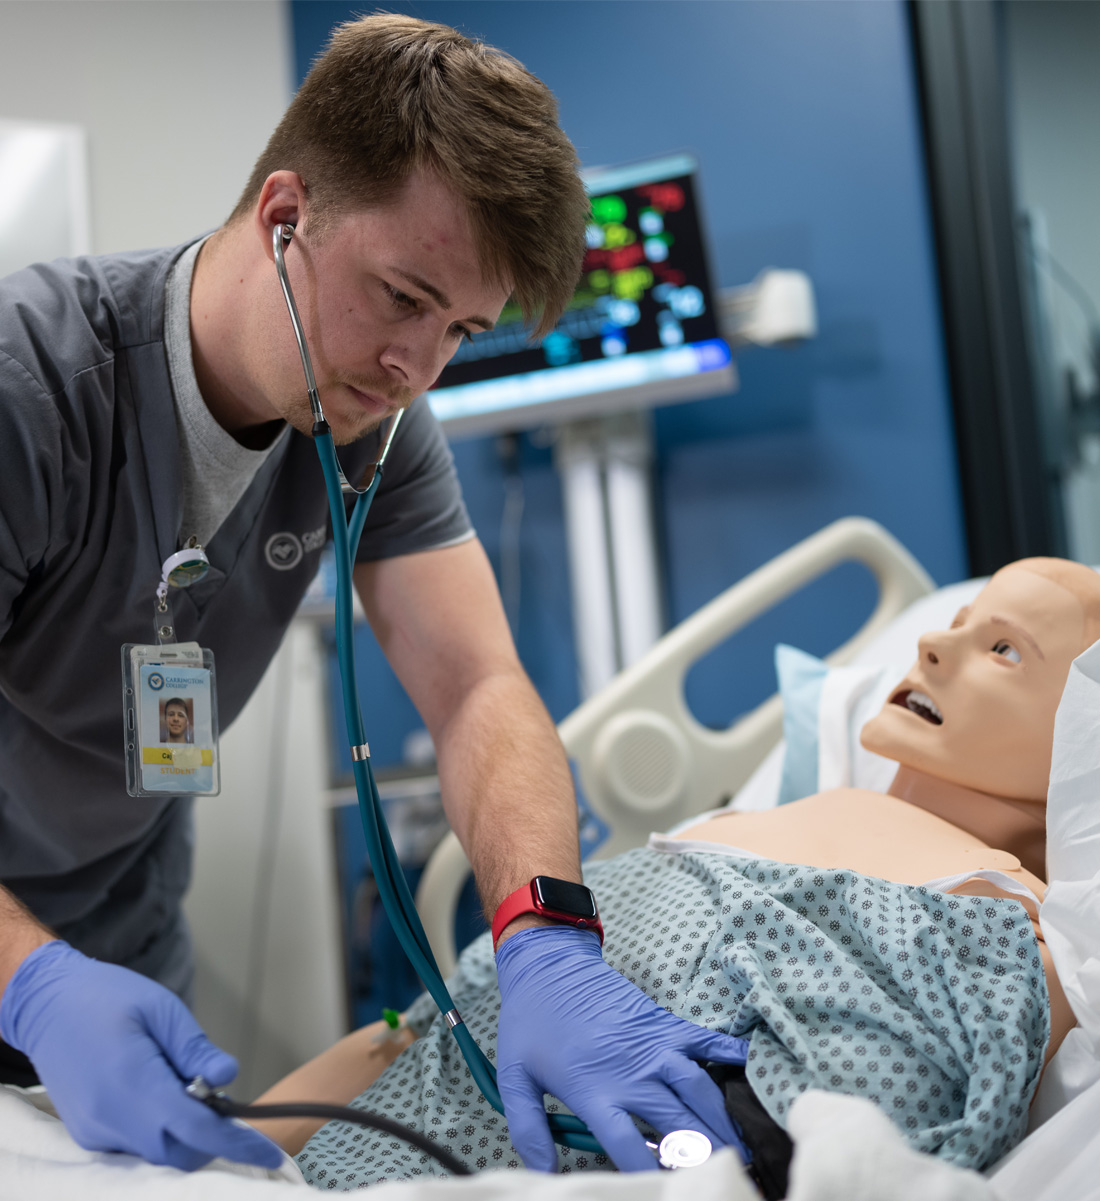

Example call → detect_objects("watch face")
533 876 598 919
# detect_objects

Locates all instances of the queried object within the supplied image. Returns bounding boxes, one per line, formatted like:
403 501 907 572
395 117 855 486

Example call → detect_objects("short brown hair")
231 13 588 336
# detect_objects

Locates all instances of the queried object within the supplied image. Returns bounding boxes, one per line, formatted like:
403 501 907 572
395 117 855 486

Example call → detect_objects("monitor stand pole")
555 411 664 697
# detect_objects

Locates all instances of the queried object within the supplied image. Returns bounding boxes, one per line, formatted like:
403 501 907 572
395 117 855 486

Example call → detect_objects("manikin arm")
247 1019 419 1153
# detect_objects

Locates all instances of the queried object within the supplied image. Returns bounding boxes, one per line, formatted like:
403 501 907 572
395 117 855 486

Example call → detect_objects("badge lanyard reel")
122 539 221 797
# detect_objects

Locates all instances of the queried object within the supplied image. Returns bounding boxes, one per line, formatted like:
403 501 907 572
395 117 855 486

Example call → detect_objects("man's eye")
384 284 417 310
993 640 1021 663
451 324 474 343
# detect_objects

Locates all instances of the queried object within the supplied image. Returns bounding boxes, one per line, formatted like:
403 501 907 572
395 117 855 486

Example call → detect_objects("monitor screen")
427 153 735 438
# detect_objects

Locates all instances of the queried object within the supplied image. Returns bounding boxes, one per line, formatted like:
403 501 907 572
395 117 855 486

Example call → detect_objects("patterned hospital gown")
298 847 1049 1189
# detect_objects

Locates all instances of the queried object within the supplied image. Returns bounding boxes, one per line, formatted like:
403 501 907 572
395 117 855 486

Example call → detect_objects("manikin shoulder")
679 788 1034 890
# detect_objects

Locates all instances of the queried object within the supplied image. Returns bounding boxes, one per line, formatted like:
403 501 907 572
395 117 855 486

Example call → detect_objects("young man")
0 14 746 1176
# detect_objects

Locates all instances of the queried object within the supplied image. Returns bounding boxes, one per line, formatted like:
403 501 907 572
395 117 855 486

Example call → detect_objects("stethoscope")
268 222 713 1171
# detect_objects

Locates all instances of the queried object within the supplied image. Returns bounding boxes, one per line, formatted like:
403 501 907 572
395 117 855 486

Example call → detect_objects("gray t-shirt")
0 240 473 983
164 237 288 548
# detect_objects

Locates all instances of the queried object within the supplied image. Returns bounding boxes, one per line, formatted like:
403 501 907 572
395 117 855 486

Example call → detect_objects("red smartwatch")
491 876 604 947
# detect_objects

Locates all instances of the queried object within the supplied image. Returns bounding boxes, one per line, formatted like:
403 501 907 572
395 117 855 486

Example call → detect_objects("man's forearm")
433 666 581 927
353 544 584 942
0 884 55 1004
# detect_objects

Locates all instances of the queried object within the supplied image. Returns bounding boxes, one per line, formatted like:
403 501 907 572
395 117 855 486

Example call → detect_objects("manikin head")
861 559 1100 802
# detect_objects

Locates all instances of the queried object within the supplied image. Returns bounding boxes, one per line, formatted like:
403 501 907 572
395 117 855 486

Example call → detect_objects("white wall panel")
0 0 291 254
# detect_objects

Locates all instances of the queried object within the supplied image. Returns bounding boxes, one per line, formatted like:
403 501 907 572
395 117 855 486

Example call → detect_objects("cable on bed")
186 1077 472 1176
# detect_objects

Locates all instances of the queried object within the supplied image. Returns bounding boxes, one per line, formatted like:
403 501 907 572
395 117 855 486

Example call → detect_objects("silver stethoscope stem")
273 223 323 424
272 222 404 494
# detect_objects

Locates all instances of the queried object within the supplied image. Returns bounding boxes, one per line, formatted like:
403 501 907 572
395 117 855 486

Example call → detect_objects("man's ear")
255 171 308 261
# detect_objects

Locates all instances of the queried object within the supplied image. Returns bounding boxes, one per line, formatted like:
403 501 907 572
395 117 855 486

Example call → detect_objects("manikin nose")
918 629 948 666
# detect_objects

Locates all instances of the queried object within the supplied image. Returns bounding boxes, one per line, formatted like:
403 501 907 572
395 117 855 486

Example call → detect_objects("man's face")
165 704 188 738
860 564 1086 800
262 171 511 445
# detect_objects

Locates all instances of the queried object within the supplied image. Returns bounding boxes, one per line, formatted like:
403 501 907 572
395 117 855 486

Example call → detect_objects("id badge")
122 642 220 796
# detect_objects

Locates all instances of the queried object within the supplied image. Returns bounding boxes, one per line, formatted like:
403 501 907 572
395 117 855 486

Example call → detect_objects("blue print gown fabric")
298 848 1048 1187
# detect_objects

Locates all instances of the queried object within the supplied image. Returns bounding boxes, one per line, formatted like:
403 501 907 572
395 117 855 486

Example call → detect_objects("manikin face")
258 170 511 445
165 703 189 740
860 564 1087 800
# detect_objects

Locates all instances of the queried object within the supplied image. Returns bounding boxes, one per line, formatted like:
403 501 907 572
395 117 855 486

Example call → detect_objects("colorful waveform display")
433 162 725 391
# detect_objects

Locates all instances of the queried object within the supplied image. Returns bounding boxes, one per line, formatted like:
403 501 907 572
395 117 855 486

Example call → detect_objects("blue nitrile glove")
0 940 283 1172
495 925 751 1172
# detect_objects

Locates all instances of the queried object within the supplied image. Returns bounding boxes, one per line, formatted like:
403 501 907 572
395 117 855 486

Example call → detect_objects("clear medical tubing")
314 425 599 1155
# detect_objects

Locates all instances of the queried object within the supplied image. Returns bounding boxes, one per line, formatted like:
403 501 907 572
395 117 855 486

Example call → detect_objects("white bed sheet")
1 1080 1008 1201
0 1084 305 1200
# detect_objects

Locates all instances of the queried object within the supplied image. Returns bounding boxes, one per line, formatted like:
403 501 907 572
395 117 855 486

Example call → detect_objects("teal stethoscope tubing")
273 224 599 1155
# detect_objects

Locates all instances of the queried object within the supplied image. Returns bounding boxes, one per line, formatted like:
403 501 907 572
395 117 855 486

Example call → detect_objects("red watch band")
492 878 604 948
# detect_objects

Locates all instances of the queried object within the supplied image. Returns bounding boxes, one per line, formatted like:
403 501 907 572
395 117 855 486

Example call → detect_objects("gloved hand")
0 940 283 1172
495 925 751 1173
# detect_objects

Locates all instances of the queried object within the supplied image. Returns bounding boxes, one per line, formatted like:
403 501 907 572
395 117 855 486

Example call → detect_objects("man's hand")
495 926 751 1172
0 940 283 1171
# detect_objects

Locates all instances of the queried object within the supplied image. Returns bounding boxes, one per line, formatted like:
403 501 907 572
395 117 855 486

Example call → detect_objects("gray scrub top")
0 242 472 987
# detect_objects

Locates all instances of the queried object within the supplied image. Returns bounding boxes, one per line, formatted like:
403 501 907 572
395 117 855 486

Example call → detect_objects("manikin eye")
993 640 1022 663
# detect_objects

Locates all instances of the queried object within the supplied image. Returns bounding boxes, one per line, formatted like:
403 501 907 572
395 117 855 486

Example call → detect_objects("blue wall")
292 0 968 767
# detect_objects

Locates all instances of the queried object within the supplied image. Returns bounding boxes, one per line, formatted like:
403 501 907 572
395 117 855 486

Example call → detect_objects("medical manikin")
672 556 1099 1062
247 557 1100 1182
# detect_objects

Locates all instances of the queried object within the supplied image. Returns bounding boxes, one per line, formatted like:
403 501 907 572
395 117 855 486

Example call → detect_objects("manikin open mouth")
891 688 943 725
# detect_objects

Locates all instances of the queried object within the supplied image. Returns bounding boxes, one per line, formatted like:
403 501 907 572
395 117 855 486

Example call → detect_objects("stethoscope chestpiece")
646 1129 713 1170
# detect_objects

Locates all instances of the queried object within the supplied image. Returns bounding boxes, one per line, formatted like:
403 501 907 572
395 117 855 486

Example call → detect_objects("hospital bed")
5 517 1100 1201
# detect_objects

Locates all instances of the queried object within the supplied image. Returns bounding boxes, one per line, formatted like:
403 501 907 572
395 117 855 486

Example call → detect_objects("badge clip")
155 538 210 645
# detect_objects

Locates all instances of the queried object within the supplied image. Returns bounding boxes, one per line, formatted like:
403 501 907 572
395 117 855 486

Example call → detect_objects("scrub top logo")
265 532 303 571
148 672 165 691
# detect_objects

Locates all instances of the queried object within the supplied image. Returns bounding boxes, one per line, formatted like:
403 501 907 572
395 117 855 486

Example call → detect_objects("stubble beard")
279 377 413 446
